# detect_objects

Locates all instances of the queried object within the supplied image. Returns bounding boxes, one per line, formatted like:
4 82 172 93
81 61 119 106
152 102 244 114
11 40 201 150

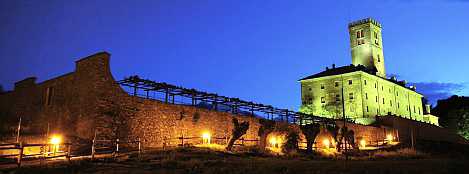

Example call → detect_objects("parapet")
348 18 382 28
14 77 37 90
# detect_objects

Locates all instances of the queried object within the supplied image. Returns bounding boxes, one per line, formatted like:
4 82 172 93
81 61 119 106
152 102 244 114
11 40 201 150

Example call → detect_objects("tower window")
365 93 368 99
366 106 369 112
390 100 392 106
336 94 340 101
397 92 399 96
378 54 381 62
382 98 385 104
357 30 364 38
364 80 367 85
321 97 325 103
376 96 378 102
382 86 384 91
321 84 325 89
349 93 354 100
349 80 353 85
309 88 312 91
335 82 339 87
375 83 377 88
398 102 400 108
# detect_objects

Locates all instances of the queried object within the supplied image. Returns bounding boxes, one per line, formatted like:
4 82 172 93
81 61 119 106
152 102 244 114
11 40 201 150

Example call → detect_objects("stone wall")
0 52 402 149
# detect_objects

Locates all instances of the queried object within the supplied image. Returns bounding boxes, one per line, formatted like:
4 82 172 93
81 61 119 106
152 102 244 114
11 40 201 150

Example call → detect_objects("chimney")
332 64 336 69
425 104 431 114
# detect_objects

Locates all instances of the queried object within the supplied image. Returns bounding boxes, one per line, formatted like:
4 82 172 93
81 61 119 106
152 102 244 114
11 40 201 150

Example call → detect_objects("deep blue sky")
1 0 468 110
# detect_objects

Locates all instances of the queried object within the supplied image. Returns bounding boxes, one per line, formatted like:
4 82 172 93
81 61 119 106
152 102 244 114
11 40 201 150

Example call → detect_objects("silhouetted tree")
0 84 4 94
258 119 276 150
300 123 321 154
282 131 299 153
226 118 249 151
325 123 340 150
433 95 469 140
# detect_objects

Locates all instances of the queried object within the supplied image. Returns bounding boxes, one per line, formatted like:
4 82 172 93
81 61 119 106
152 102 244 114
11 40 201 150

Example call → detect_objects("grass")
1 146 468 174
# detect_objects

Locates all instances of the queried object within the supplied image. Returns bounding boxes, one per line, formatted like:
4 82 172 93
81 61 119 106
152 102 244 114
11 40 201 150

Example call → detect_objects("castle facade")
299 18 439 125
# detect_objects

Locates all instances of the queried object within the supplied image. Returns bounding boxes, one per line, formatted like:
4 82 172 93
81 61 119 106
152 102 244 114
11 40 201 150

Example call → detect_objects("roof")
299 64 375 81
298 64 423 95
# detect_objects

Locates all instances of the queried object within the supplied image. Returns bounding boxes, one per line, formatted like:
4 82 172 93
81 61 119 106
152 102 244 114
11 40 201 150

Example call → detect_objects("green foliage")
282 131 299 153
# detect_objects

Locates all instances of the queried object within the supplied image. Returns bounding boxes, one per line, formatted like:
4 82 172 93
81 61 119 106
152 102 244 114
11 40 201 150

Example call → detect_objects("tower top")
348 18 382 28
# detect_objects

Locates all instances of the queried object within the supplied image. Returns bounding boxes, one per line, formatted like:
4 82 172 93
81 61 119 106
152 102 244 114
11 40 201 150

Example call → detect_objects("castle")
299 18 439 126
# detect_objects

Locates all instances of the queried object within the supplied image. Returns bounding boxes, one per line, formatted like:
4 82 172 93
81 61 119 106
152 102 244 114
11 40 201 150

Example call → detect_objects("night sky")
1 0 468 110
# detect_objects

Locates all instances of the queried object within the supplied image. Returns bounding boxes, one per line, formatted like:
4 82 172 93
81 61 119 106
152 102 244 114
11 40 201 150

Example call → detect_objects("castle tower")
348 18 386 78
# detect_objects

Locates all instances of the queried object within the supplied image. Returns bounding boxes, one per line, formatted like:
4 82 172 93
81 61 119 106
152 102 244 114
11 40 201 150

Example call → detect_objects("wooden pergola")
117 75 333 125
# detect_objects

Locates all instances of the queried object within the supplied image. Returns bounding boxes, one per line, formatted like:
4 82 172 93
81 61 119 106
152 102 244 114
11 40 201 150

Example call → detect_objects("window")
349 80 353 85
375 83 377 88
390 100 392 106
364 80 367 85
335 82 339 87
357 30 364 38
414 106 416 113
378 54 381 62
374 32 378 39
308 88 312 91
321 84 325 89
349 93 354 100
365 93 368 99
397 92 399 96
376 96 378 102
321 97 325 103
381 86 384 91
382 98 385 104
389 89 391 93
366 106 369 112
335 94 340 101
398 102 400 108
45 87 54 106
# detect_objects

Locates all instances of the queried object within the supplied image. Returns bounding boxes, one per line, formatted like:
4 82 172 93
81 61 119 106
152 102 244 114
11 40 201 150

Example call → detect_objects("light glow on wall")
202 132 211 144
360 139 366 148
322 139 330 149
49 134 62 152
386 134 394 142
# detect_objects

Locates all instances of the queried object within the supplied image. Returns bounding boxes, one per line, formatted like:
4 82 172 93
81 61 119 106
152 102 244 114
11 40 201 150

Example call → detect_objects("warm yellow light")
269 137 277 147
322 139 330 149
202 132 211 144
386 134 394 142
50 135 62 145
360 139 366 148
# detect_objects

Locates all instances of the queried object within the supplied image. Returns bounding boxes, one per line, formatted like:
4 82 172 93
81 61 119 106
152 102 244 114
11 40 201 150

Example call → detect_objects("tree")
258 119 276 150
282 131 299 153
0 84 4 94
226 118 249 151
432 95 469 140
300 123 321 154
325 123 340 150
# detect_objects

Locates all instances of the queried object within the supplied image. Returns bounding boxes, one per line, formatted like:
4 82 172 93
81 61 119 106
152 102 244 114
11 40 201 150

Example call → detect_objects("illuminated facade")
299 18 438 126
